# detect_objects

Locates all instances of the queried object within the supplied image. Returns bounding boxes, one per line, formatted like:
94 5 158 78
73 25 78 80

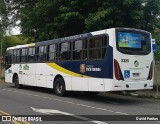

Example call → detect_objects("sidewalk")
111 84 160 99
129 90 160 99
107 90 160 99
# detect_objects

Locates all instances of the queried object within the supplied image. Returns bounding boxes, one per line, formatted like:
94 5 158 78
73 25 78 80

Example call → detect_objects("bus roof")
7 28 150 50
7 43 35 50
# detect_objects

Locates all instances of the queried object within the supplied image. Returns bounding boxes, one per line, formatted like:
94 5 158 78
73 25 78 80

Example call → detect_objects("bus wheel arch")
53 75 66 97
12 73 18 83
13 73 22 89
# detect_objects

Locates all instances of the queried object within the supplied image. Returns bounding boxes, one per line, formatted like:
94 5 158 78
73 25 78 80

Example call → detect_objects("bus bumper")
111 80 153 91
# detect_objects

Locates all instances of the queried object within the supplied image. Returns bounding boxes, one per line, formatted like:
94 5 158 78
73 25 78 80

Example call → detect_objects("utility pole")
0 31 2 81
0 30 3 82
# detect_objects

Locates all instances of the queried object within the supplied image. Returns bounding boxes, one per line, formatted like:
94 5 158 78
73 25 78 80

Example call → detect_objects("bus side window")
38 46 46 62
73 39 87 60
6 50 12 64
48 44 57 61
21 48 27 63
13 49 17 63
28 47 35 62
17 49 20 63
59 42 71 61
89 36 108 60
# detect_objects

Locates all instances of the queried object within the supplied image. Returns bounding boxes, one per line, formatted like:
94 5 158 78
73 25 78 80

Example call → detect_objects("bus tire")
14 75 22 89
54 78 66 97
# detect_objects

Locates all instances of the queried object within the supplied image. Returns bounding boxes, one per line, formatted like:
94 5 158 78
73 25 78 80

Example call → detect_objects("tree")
2 35 28 55
85 0 143 31
5 0 159 40
142 0 160 32
1 0 160 41
0 0 8 29
153 28 160 61
0 0 160 60
18 0 98 40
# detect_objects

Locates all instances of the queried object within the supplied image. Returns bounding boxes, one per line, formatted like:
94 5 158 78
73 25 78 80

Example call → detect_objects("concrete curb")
129 92 160 99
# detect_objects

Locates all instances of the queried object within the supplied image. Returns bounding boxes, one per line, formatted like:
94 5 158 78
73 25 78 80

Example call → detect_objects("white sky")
6 20 21 35
11 26 21 35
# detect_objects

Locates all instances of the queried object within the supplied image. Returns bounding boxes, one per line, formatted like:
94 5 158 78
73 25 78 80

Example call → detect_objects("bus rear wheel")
54 78 66 97
14 75 22 89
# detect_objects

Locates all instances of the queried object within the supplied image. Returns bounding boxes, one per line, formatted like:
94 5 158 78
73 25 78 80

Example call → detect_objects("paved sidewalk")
129 90 160 99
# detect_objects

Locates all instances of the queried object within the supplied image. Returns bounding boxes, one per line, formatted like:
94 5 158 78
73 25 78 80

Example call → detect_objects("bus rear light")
147 61 153 80
114 59 124 81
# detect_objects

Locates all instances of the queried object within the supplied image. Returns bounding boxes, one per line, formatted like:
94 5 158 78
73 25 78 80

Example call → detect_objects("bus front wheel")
14 75 22 89
54 78 66 97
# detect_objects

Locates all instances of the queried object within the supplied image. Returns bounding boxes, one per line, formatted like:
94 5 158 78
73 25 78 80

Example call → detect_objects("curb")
129 92 160 99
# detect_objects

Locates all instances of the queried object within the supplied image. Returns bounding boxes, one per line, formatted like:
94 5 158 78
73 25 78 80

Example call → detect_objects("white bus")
5 28 153 96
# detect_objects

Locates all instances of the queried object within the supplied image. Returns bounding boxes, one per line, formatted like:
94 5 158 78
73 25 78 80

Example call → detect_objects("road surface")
0 82 160 124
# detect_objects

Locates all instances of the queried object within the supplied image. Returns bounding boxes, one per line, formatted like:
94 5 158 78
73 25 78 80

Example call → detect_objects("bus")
5 28 153 96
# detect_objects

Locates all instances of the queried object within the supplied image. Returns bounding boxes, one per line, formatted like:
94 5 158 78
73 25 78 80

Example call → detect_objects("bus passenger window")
21 48 27 63
17 49 20 62
48 44 57 61
38 46 46 62
13 50 17 63
6 50 12 64
89 36 108 60
28 47 35 62
73 39 87 60
59 42 71 61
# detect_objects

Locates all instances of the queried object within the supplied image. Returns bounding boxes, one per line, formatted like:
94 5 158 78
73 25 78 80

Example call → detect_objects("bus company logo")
80 64 86 73
134 60 139 67
23 64 29 70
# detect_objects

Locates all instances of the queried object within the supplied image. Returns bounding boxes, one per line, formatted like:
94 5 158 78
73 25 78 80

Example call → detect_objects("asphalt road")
0 82 160 124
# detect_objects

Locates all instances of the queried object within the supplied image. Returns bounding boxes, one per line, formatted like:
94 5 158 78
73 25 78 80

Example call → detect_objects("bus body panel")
27 63 36 86
36 63 47 87
72 77 88 91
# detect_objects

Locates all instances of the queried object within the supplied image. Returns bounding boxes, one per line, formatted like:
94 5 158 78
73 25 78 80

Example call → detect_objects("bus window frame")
72 38 88 61
59 41 71 61
47 43 58 62
37 45 47 62
6 49 13 64
16 49 21 63
13 49 17 63
116 28 151 55
88 34 109 61
20 48 28 63
28 47 36 63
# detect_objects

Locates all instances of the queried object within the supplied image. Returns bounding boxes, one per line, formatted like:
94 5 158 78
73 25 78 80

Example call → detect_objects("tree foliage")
2 35 28 55
2 0 159 41
0 0 160 60
0 0 8 29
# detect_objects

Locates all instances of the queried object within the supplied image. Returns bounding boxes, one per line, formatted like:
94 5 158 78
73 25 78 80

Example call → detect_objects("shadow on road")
5 83 143 105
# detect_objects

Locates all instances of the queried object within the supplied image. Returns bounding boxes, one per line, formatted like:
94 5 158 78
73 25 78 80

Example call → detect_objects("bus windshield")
117 30 151 55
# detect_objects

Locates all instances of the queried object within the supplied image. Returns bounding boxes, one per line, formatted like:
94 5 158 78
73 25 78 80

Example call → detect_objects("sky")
11 26 20 35
6 20 21 35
